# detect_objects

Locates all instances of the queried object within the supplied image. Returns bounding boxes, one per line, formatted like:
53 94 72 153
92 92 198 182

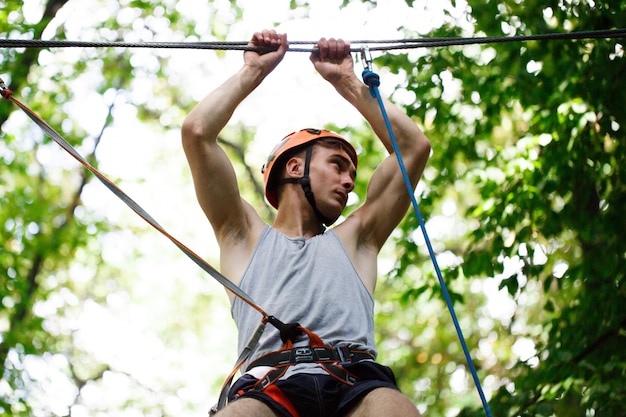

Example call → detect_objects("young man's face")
308 144 357 222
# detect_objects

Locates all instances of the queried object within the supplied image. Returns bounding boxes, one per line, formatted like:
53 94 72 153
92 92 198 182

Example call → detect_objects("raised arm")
311 38 431 251
181 30 288 246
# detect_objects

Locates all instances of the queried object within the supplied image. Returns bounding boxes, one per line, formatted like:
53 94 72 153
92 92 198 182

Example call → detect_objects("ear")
284 155 304 179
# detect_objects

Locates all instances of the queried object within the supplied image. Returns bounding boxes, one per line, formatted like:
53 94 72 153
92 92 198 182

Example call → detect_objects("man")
182 29 430 417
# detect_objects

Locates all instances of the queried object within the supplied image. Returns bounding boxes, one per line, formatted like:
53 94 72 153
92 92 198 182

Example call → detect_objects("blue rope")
361 67 493 417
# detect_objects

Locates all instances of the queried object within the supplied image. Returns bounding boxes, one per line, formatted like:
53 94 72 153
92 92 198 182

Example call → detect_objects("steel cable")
0 28 624 52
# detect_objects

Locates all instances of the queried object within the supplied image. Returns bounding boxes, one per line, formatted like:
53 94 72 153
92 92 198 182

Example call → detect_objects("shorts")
228 360 399 417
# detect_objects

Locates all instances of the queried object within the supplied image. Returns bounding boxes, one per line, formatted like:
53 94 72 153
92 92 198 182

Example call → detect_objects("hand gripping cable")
359 49 494 417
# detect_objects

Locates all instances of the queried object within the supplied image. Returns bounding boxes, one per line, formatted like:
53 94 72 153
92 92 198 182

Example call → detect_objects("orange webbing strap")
1 82 278 415
0 79 12 98
0 80 317 415
0 79 266 318
0 82 290 417
212 319 311 413
282 325 325 349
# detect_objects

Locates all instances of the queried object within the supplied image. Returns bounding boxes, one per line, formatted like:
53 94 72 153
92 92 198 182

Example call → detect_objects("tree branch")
0 0 70 128
218 135 275 221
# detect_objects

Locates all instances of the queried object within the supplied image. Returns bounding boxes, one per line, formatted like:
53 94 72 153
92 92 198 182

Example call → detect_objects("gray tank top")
231 226 377 363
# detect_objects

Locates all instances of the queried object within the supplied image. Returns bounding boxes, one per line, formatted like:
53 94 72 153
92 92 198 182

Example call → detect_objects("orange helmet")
262 128 358 209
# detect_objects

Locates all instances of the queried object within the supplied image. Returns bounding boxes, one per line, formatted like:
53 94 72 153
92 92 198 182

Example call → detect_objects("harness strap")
278 145 332 226
249 360 360 393
247 345 374 371
214 319 268 413
0 80 266 318
321 362 359 385
0 80 337 417
213 324 363 414
243 325 372 395
267 315 303 345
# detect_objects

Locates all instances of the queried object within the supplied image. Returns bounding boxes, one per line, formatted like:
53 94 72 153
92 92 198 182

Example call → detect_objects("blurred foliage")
374 0 625 415
1 0 625 416
1 0 245 415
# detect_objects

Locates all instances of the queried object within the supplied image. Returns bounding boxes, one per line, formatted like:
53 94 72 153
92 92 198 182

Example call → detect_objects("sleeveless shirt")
231 226 377 365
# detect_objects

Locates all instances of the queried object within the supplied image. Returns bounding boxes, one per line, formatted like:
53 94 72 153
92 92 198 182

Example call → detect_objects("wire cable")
0 28 624 52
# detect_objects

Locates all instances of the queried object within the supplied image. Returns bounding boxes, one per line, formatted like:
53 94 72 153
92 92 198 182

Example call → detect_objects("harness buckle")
292 347 314 363
0 77 13 98
336 345 352 365
259 373 274 390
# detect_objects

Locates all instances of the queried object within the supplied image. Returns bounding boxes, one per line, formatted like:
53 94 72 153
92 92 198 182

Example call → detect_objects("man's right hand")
244 29 288 78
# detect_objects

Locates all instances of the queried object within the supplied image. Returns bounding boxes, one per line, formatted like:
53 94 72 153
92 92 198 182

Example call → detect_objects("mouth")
335 191 348 205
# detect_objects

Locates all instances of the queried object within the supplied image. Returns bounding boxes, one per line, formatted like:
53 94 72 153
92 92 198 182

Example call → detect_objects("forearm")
183 30 287 144
332 75 429 156
182 64 266 144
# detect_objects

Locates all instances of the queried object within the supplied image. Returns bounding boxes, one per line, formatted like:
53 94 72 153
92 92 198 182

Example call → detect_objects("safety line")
0 27 624 52
2 76 281 407
360 55 493 416
0 78 267 320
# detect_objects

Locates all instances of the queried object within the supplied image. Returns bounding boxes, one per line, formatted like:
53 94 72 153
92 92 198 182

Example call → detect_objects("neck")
273 204 325 239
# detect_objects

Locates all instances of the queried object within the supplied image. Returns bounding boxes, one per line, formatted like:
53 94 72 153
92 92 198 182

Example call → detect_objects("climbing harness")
220 325 374 412
262 128 358 226
359 48 493 416
210 314 379 415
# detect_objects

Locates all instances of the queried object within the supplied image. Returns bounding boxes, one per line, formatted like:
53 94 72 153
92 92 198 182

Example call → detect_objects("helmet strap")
278 145 332 227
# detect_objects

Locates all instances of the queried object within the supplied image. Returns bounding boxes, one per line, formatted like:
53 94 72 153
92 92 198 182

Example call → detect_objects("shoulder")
333 205 383 252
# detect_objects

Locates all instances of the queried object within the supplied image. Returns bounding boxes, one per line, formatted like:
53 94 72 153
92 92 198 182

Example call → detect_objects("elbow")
416 134 432 164
181 116 203 145
410 135 431 174
421 135 432 156
181 115 216 155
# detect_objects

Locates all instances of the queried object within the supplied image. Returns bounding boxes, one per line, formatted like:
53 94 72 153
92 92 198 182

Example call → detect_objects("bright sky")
7 0 529 415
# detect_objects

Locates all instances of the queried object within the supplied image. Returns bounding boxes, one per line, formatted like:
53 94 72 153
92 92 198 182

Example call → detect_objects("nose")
342 174 355 193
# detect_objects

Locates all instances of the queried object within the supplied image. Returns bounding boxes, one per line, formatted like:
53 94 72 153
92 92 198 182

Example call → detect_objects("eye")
328 158 341 169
